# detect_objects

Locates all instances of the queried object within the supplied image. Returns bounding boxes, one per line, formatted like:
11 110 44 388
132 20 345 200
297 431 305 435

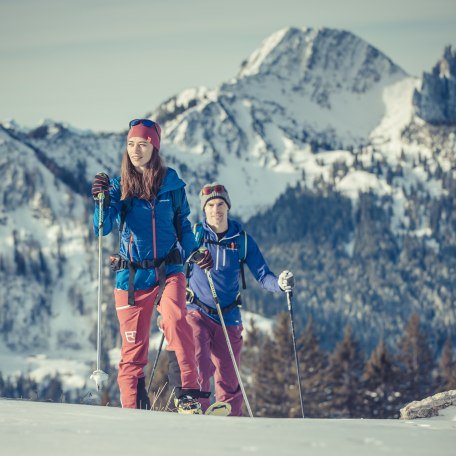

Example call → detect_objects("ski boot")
174 395 203 415
136 377 151 410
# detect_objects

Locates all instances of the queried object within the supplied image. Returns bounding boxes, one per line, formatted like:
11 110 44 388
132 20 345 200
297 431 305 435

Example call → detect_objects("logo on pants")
125 331 136 343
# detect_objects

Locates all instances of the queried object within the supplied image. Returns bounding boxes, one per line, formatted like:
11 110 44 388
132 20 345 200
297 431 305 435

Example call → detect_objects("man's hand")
278 270 294 292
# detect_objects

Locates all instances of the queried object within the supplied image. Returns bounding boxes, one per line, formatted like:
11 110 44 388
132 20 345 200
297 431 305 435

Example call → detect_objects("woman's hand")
188 247 213 270
92 173 110 207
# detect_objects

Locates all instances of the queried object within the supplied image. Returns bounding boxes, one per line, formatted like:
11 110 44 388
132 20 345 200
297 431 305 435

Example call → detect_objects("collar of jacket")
202 218 243 242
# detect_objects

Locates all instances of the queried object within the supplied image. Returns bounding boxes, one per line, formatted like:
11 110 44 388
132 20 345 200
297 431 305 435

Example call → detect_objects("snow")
0 349 94 391
337 170 389 201
238 28 291 78
242 310 274 336
370 77 418 144
0 399 454 456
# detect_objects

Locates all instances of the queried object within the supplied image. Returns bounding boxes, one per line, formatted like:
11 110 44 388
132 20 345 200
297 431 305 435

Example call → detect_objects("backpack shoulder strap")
237 230 248 262
186 222 204 283
171 187 184 243
193 222 204 247
237 230 248 289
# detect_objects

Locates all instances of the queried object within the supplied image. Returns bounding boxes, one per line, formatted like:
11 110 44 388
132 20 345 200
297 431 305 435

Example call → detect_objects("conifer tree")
297 316 328 417
363 339 401 418
42 375 63 402
0 372 4 396
324 325 365 418
252 312 300 417
396 314 436 404
436 336 456 391
243 317 266 410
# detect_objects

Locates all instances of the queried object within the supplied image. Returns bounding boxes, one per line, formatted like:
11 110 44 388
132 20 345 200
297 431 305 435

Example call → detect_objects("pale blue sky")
0 0 455 132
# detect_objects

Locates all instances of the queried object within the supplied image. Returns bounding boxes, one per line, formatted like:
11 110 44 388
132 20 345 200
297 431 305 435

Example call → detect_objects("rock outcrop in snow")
413 46 456 125
400 390 456 419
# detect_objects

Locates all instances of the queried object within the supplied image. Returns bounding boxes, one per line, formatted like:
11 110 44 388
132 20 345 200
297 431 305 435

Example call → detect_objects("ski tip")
205 401 232 416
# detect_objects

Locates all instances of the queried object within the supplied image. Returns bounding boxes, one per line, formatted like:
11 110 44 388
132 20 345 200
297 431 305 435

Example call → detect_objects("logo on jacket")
125 331 136 343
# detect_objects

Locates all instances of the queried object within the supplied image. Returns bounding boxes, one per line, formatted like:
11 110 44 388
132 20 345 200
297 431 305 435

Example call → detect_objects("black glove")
188 247 213 270
92 172 110 208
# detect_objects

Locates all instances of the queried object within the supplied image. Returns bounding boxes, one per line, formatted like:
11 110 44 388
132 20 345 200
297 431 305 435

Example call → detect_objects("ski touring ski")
205 401 231 416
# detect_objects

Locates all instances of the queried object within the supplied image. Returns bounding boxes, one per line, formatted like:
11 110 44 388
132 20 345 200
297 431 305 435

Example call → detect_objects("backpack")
192 222 248 289
118 187 184 242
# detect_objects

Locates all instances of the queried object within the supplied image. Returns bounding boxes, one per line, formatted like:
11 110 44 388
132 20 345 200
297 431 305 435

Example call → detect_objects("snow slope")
0 399 454 456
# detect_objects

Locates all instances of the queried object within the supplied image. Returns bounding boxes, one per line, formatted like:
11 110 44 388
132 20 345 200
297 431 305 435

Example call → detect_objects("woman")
92 118 212 413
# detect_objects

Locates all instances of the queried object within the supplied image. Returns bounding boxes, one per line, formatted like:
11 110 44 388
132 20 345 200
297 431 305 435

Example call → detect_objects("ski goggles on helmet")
128 119 161 138
200 185 227 195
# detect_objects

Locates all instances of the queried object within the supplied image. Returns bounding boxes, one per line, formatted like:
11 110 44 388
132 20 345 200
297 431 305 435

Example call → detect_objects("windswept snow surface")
0 399 455 456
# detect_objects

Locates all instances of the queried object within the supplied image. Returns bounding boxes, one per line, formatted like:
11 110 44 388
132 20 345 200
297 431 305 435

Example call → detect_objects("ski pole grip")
98 192 105 230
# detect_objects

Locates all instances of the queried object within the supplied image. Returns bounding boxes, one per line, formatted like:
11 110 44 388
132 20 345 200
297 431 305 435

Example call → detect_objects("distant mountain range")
0 27 454 387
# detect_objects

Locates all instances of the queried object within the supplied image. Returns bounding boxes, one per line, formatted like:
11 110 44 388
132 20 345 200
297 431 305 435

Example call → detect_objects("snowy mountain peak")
237 26 407 94
151 26 413 198
237 27 310 78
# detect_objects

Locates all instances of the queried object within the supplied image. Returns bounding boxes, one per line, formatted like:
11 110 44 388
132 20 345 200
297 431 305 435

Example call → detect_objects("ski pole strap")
189 293 242 317
110 248 182 306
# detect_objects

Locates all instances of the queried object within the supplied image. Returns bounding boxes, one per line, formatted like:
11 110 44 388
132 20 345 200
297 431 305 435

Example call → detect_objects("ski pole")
147 332 165 394
205 270 254 418
286 290 305 418
90 192 109 391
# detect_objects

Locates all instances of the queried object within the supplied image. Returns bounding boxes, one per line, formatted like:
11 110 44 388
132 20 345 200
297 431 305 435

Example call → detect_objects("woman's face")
127 137 154 171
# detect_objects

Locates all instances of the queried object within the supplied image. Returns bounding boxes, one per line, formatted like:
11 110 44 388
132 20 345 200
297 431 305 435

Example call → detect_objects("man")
186 183 294 416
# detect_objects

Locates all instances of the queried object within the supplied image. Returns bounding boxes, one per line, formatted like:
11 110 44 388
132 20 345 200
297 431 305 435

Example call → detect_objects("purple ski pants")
186 309 244 416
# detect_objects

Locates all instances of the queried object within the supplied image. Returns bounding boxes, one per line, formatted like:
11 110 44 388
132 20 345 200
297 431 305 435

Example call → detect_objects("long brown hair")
120 148 166 200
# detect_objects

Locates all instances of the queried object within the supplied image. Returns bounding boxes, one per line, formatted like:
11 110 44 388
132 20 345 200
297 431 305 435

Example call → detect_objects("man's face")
204 198 229 228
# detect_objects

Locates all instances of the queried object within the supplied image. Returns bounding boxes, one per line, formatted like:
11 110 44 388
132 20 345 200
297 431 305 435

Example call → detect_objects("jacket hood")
158 167 185 195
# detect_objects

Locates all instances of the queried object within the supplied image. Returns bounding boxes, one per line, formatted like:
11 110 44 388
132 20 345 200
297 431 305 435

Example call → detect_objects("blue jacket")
188 219 281 325
93 167 198 291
